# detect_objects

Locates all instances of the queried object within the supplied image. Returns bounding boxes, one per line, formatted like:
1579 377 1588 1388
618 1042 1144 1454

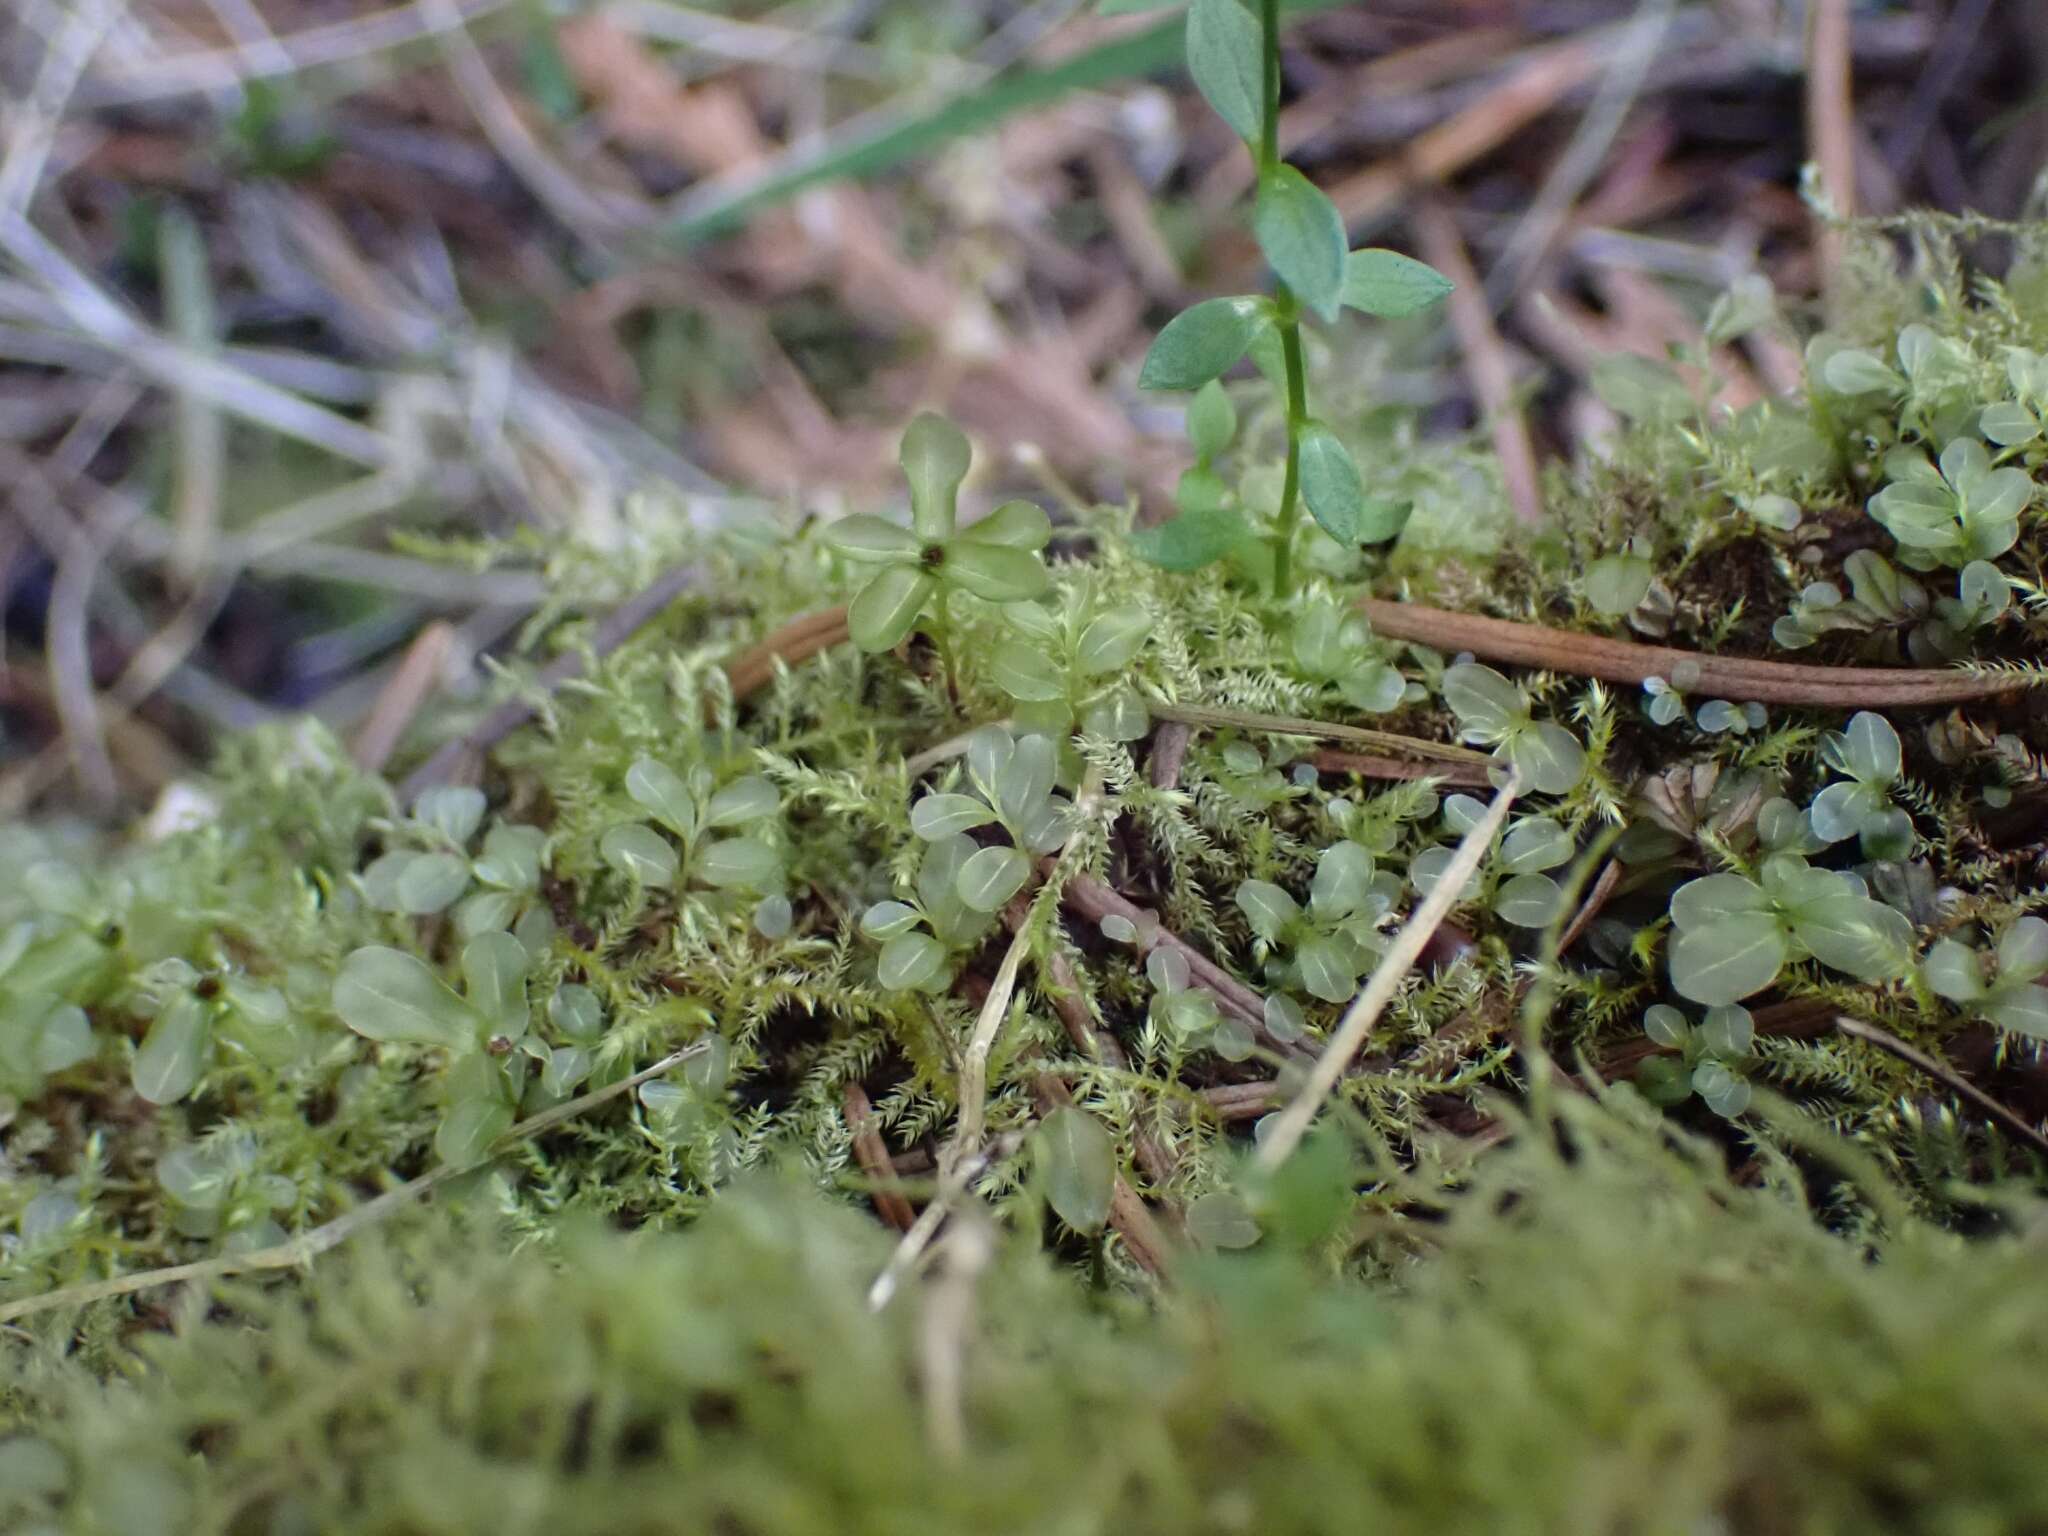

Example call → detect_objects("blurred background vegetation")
1 0 2043 816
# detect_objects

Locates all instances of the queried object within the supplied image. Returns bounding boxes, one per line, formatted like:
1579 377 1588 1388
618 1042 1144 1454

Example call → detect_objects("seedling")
1131 0 1451 593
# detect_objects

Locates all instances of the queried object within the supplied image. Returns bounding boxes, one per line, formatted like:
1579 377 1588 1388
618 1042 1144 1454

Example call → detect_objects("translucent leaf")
686 1034 731 1095
900 412 971 541
1253 165 1346 320
847 566 936 652
961 499 1052 551
911 793 996 841
1184 0 1263 141
1296 936 1357 1003
1138 296 1268 391
1789 897 1913 982
1669 873 1772 931
333 946 476 1051
1081 688 1151 741
1697 1005 1754 1057
1807 781 1875 846
1923 937 1986 1002
395 851 471 915
415 786 485 845
956 845 1032 911
1338 661 1407 714
1187 378 1237 458
1353 496 1412 544
1186 1190 1261 1249
703 775 779 829
1984 984 2048 1040
540 1045 594 1099
1998 916 2048 982
967 726 1015 790
942 540 1049 602
1667 913 1788 1005
359 850 414 912
548 983 605 1042
1821 348 1903 396
1234 879 1300 940
1309 841 1375 918
697 837 780 891
986 644 1066 703
1263 992 1306 1042
436 1059 513 1168
752 894 794 939
1506 722 1588 795
1499 817 1572 874
1297 422 1366 543
600 824 679 887
473 823 546 890
1839 711 1902 784
1584 554 1653 616
1076 606 1151 674
1340 248 1453 318
1494 872 1562 929
1440 663 1525 742
861 900 922 938
1130 506 1257 571
625 758 697 839
1979 400 2040 447
1643 1004 1689 1048
132 993 211 1105
1035 1106 1115 1233
823 513 921 563
1146 947 1191 994
1408 844 1482 903
877 931 946 991
27 1001 92 1075
996 734 1057 823
461 931 529 1038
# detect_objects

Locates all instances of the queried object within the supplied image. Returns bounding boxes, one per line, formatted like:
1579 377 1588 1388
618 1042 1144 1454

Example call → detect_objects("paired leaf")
1296 423 1365 542
1184 0 1263 142
1139 297 1268 391
1254 166 1346 320
1340 249 1452 317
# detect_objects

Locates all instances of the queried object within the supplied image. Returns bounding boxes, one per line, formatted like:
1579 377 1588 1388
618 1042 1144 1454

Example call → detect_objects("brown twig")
1148 700 1489 767
396 561 700 802
1805 0 1857 293
1555 857 1620 958
844 1081 916 1233
1311 749 1493 788
1357 600 2031 707
1149 721 1192 790
1029 1070 1173 1279
353 621 456 773
1833 1015 2048 1160
723 606 853 703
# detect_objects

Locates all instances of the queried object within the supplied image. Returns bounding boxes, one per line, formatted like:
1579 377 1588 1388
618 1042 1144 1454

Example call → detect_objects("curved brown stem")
1358 599 2030 708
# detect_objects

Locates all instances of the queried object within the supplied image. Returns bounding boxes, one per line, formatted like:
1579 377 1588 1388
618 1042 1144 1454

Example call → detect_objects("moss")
4 213 2048 1527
